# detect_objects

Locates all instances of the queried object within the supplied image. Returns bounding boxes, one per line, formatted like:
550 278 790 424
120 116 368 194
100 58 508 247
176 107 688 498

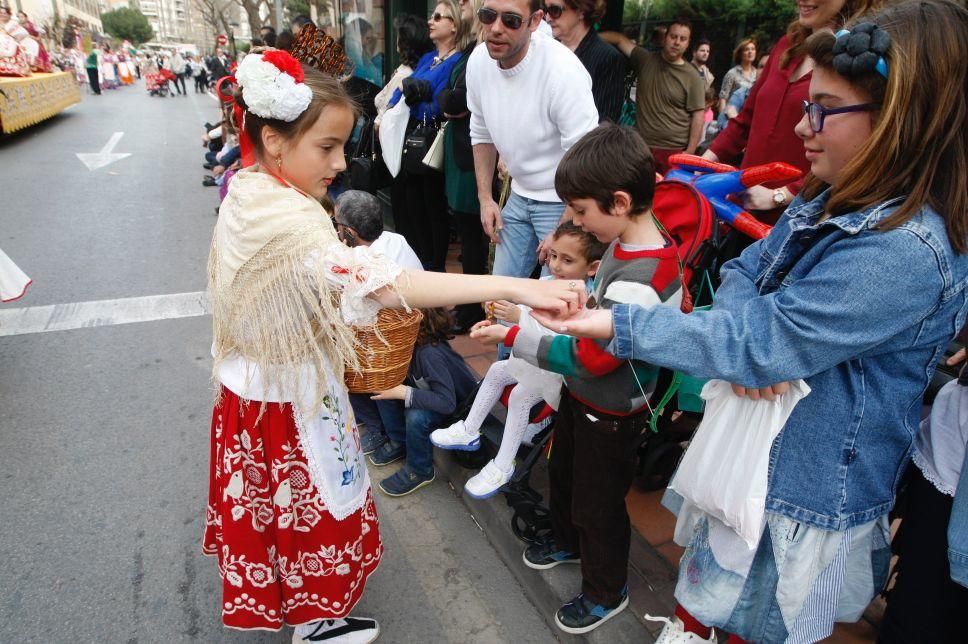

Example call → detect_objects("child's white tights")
465 360 545 472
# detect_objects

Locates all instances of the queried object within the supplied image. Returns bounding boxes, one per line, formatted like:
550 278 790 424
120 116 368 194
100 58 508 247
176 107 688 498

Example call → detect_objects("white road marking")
76 131 132 171
0 291 210 337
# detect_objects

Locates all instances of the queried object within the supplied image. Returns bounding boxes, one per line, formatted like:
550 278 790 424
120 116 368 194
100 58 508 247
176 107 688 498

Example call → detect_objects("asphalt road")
0 82 556 644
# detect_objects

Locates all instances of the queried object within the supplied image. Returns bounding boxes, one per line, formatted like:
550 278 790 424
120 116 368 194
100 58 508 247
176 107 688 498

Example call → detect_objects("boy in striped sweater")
471 123 682 634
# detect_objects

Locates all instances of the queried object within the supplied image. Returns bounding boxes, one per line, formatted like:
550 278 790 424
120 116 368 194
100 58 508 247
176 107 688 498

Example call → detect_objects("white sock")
492 382 543 472
463 360 518 433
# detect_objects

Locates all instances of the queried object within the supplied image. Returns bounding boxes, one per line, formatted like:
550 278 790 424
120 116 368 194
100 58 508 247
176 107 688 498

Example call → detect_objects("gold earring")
277 157 282 168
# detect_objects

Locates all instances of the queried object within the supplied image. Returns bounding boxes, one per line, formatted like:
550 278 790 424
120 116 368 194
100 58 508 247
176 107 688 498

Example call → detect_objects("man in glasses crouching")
466 0 598 284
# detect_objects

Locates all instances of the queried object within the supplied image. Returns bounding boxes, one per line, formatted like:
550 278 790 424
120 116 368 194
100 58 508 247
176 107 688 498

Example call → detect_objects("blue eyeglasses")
801 100 880 133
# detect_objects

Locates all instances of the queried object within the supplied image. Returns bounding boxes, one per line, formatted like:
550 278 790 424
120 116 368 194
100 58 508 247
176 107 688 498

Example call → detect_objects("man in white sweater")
467 0 598 279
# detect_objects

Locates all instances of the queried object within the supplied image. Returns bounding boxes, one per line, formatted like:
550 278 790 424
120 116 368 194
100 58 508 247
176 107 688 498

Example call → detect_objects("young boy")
473 123 682 634
431 222 607 499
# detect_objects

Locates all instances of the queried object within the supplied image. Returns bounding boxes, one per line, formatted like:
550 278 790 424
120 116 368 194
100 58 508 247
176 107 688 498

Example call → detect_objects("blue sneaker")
378 466 435 497
522 540 581 570
553 589 629 634
368 440 405 467
360 429 387 455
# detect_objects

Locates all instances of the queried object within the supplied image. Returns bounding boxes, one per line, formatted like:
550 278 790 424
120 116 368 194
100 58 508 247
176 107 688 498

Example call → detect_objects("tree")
101 8 155 44
194 0 234 38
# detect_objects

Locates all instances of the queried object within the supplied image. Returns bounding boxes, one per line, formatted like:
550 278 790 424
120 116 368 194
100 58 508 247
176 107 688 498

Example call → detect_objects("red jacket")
709 35 811 220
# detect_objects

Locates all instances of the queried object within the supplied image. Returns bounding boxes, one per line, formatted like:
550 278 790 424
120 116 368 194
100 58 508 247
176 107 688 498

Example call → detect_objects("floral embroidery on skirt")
203 387 383 630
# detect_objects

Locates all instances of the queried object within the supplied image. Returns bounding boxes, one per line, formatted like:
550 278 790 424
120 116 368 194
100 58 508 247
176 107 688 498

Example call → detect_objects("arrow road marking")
76 131 132 171
0 291 210 337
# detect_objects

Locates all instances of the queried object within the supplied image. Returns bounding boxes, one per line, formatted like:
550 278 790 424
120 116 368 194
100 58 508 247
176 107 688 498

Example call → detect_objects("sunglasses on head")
430 12 454 22
477 7 534 30
544 3 565 19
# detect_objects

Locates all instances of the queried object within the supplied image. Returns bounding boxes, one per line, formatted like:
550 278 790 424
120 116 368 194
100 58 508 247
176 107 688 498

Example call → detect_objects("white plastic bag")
379 99 410 178
669 378 811 549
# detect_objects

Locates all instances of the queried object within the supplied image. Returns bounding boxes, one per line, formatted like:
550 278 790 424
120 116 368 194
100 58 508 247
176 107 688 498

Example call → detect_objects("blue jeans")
349 394 405 443
491 191 564 279
405 407 447 477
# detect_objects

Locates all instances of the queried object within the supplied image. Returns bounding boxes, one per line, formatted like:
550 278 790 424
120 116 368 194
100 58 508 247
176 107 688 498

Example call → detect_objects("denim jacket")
610 190 968 530
950 439 968 588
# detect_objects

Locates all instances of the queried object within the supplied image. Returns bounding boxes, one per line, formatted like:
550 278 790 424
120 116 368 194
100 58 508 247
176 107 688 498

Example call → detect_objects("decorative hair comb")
833 23 890 79
289 23 350 78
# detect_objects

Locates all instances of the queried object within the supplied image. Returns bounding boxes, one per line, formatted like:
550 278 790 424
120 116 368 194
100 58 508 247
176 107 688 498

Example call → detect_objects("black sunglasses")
801 100 880 133
430 12 454 22
543 3 565 19
477 7 534 30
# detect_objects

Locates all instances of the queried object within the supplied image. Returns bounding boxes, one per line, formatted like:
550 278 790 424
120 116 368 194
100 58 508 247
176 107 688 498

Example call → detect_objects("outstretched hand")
511 278 586 319
469 320 509 345
529 307 615 340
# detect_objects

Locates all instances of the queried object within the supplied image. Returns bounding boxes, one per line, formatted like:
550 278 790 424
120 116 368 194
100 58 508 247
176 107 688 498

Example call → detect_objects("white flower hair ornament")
235 50 313 122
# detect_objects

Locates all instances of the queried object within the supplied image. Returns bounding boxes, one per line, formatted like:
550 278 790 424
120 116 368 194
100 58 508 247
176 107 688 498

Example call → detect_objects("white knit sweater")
466 32 599 202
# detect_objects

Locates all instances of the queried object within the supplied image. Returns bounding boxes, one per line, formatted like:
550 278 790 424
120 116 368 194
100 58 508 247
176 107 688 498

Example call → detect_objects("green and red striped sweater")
506 240 682 416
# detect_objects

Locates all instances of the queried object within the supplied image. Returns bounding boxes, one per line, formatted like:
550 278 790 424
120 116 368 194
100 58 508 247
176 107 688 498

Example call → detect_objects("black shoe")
203 162 214 170
523 539 580 570
296 616 380 643
360 429 387 455
553 590 629 634
368 440 405 466
379 466 435 497
203 176 217 187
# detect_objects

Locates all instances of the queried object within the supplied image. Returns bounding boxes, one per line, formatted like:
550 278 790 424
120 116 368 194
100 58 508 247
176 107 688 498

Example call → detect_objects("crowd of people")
193 0 967 643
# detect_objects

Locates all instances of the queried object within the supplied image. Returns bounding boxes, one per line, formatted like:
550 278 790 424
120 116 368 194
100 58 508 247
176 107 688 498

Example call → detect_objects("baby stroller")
448 154 802 545
145 71 172 97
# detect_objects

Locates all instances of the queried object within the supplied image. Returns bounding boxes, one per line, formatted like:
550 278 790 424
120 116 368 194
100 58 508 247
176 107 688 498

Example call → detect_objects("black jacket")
437 42 476 172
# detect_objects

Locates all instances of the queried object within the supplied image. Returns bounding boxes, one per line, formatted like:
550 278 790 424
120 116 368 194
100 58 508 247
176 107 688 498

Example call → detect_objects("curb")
433 423 678 643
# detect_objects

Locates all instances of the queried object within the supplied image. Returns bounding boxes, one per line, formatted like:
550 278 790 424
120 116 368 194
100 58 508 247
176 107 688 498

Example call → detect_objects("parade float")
0 9 79 134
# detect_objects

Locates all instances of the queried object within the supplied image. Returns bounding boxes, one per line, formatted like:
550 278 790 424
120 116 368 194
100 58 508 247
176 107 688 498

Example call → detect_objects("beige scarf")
209 167 368 411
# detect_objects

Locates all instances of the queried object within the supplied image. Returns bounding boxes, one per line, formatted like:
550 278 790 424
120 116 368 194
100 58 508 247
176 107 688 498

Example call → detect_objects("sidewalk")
438 243 883 643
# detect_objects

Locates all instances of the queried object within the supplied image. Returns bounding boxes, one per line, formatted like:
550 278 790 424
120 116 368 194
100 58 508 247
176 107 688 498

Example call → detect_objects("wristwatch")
772 188 787 206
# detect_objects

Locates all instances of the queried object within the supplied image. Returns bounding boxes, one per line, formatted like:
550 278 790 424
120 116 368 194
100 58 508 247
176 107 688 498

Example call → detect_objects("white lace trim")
911 451 956 496
293 395 372 521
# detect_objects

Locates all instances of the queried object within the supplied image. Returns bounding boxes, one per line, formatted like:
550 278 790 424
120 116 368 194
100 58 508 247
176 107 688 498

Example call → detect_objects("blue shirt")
388 50 462 123
610 191 968 530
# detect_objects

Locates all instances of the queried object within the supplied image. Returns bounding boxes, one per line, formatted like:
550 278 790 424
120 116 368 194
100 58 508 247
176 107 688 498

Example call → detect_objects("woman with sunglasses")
387 0 472 272
543 0 625 122
703 0 885 228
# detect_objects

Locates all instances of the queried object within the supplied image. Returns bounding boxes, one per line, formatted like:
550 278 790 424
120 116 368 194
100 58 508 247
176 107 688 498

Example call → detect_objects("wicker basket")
344 308 424 393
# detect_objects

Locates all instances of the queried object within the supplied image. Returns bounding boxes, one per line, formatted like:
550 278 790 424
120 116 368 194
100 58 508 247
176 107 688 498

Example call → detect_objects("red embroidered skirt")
203 387 383 631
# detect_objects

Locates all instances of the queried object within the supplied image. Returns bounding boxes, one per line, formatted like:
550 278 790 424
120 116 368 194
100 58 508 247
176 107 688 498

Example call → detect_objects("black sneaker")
553 590 629 634
368 439 404 466
522 540 580 570
378 466 435 497
294 616 380 643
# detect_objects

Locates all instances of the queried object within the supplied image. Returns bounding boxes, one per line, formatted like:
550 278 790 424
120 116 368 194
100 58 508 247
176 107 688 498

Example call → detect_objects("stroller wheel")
510 504 552 545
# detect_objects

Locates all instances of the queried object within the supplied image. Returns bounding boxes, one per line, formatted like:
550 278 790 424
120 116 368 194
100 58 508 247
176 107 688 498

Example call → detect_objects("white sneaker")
645 615 716 644
293 617 380 643
430 420 481 451
464 459 514 499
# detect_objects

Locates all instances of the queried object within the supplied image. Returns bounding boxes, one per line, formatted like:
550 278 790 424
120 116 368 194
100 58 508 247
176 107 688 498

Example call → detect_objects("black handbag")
347 120 390 193
402 117 440 175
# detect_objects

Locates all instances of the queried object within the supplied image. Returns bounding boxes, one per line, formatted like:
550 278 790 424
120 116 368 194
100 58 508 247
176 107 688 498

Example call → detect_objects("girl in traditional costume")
0 5 46 73
203 49 581 642
14 10 51 73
